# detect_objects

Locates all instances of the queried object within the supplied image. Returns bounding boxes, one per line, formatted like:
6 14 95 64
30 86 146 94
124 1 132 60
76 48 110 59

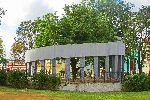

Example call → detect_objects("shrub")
7 70 28 88
31 71 50 90
0 69 7 86
148 75 150 90
49 74 61 90
31 72 61 90
122 73 150 92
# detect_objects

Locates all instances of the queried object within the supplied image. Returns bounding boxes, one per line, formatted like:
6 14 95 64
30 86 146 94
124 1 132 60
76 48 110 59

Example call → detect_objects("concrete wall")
59 83 122 92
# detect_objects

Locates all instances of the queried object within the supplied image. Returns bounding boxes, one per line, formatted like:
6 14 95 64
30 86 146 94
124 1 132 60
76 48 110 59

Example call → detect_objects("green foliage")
12 0 150 75
34 1 125 48
49 74 61 90
0 87 150 100
31 72 61 90
0 69 7 86
0 57 8 65
33 0 133 80
31 72 50 90
122 73 150 92
11 20 35 63
34 13 59 47
0 37 7 65
7 70 28 88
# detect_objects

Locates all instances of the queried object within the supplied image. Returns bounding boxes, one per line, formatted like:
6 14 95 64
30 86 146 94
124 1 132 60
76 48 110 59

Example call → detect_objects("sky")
0 0 150 59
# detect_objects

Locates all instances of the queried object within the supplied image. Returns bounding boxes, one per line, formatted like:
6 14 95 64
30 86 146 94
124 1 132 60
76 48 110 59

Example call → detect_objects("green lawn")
0 86 150 100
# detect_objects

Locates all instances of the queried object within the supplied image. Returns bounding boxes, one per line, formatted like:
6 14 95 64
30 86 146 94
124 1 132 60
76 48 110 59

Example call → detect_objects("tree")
34 0 133 80
0 8 7 67
89 0 150 73
117 6 150 73
0 37 7 67
34 13 59 47
11 40 27 63
136 6 150 73
34 4 117 80
87 0 137 73
11 20 36 63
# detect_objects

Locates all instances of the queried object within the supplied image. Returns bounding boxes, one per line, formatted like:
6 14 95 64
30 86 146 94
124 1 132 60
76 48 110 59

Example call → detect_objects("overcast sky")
0 0 150 59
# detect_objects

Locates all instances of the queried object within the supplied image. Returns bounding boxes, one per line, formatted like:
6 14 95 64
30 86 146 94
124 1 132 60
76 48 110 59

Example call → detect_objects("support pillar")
121 55 124 81
26 62 30 76
52 59 56 74
122 55 124 73
35 61 37 74
114 55 118 79
65 58 70 80
112 56 115 71
118 55 122 79
105 56 109 80
112 55 115 79
31 61 35 76
80 57 85 81
94 56 99 80
40 60 45 73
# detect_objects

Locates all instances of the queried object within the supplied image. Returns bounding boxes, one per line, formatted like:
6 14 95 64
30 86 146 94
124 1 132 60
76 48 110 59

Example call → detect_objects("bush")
31 71 50 90
7 70 28 88
0 69 7 86
122 73 150 92
31 72 61 90
49 74 61 90
148 75 150 89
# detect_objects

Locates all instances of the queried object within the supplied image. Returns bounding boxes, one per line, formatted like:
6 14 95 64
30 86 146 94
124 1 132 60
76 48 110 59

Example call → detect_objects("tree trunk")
138 46 142 73
133 58 136 73
70 58 79 81
127 57 129 74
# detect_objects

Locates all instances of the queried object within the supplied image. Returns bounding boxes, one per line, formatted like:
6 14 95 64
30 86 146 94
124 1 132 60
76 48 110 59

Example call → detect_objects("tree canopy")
12 0 150 74
11 20 35 63
34 1 127 47
0 8 7 65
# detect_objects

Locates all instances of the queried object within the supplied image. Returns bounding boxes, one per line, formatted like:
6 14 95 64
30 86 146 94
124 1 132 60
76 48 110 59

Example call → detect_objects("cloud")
24 0 53 20
125 0 150 11
0 0 81 58
44 0 81 16
0 0 149 59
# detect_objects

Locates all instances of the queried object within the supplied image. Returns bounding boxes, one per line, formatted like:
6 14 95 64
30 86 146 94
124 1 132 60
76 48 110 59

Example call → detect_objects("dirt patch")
0 91 67 100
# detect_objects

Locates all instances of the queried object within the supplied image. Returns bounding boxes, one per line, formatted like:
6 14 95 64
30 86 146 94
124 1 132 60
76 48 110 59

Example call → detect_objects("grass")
0 86 150 100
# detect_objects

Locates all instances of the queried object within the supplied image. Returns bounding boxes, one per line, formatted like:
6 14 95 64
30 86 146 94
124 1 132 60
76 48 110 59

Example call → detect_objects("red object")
5 63 26 70
147 54 150 61
130 59 134 71
149 64 150 75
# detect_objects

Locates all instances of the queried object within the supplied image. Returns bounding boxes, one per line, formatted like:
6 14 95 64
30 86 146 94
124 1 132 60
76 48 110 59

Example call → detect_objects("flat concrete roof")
25 41 125 62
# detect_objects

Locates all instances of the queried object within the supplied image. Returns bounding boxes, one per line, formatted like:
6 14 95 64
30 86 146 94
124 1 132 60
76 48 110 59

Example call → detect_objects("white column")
31 62 35 76
65 58 70 80
80 57 85 81
94 56 99 80
26 62 30 76
52 59 56 74
105 56 109 80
